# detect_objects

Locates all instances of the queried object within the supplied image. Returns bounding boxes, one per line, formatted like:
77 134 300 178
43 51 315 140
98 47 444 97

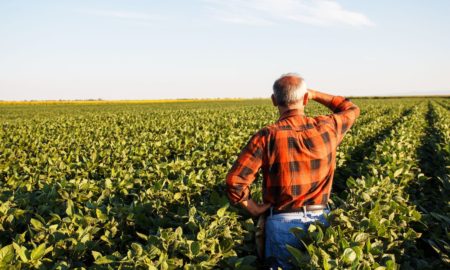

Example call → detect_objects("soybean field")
0 98 449 269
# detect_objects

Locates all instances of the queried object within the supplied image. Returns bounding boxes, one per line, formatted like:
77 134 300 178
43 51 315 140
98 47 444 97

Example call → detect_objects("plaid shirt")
226 93 360 210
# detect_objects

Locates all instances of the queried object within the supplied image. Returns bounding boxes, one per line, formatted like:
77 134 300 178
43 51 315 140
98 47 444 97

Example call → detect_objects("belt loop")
270 207 273 217
302 206 306 216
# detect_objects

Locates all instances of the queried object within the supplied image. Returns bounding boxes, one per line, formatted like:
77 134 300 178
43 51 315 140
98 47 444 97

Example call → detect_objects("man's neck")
278 104 305 116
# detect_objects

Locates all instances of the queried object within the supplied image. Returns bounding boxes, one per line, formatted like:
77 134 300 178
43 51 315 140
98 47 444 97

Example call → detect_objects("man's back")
226 93 359 210
225 73 359 269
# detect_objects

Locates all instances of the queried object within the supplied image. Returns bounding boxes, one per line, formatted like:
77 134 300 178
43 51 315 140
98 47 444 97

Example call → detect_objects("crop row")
333 104 410 193
404 102 449 267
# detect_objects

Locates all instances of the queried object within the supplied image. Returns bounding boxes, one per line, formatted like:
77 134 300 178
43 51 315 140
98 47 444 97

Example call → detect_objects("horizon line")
0 94 449 105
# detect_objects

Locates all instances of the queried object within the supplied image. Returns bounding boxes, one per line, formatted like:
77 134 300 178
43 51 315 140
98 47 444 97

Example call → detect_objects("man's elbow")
353 105 361 119
225 171 234 186
225 175 248 205
225 174 239 205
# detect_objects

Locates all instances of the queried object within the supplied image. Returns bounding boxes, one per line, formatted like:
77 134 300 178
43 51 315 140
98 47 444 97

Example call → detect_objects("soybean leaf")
30 243 46 260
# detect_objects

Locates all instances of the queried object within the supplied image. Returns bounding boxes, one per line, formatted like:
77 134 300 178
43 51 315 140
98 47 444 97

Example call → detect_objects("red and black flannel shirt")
226 93 360 210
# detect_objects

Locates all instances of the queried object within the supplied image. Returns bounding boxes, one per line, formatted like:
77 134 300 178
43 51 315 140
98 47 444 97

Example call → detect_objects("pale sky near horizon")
1 0 449 100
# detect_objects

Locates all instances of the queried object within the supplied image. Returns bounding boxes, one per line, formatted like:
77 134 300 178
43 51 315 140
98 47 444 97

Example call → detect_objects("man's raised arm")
308 89 360 144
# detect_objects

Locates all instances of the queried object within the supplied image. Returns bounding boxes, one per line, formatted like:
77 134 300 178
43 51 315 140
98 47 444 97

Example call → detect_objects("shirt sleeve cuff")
226 185 251 205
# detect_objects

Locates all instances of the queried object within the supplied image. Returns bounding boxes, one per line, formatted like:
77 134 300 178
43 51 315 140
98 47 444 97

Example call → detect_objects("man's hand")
307 89 335 109
239 199 271 217
307 89 316 100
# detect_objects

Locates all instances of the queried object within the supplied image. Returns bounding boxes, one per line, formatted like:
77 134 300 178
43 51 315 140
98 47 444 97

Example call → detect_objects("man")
225 73 360 269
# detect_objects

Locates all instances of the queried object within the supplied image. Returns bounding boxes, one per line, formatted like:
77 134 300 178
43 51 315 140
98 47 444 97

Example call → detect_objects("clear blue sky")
1 0 449 100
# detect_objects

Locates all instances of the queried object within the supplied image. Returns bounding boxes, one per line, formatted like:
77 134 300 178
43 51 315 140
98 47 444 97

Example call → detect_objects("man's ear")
303 92 309 106
271 94 278 107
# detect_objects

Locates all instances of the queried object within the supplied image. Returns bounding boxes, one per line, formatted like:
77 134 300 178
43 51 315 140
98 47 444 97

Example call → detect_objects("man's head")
272 73 308 108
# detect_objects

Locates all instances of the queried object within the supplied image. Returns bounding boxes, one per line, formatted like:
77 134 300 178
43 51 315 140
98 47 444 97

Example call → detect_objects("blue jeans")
265 209 330 270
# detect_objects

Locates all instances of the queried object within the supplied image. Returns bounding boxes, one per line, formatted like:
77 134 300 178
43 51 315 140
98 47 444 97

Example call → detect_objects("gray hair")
272 73 308 106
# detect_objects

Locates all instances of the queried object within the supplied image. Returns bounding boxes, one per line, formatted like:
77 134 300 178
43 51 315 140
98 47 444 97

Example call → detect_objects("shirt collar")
278 109 305 121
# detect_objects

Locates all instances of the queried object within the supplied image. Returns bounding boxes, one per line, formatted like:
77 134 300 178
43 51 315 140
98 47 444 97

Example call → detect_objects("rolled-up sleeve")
226 129 265 205
329 96 360 144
